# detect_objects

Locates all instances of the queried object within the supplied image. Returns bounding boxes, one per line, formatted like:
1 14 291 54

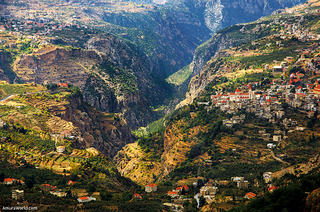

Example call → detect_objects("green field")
165 64 192 85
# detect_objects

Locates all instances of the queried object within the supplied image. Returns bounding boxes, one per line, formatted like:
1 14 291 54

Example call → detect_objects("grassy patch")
165 64 192 85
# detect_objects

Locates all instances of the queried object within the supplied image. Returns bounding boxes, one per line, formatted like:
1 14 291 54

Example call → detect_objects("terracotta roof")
235 88 241 92
168 191 178 194
42 183 51 187
146 183 157 187
245 192 256 198
78 196 89 200
4 178 15 182
57 83 68 87
133 193 141 197
268 186 279 191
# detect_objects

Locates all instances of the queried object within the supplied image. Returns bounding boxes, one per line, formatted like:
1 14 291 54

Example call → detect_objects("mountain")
115 2 320 210
0 24 173 129
185 0 307 77
0 0 306 79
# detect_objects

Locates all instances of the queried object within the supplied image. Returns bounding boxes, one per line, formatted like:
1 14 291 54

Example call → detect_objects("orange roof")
176 187 182 190
249 84 252 90
42 183 51 187
245 192 256 198
147 183 157 187
79 196 89 200
235 88 240 92
268 186 279 191
68 180 76 185
133 193 141 197
168 191 178 194
4 178 15 182
57 83 68 87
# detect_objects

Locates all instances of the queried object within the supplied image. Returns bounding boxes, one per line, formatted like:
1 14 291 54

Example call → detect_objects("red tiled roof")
268 186 279 191
4 178 15 182
146 183 157 187
133 193 141 197
57 83 68 87
245 192 256 198
79 196 89 200
168 191 178 195
42 183 51 187
68 180 76 185
235 88 241 92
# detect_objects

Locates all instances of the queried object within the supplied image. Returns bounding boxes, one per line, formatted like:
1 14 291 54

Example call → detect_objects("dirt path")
270 150 289 164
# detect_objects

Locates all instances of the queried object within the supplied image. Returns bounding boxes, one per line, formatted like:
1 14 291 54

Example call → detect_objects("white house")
267 143 276 149
77 196 96 203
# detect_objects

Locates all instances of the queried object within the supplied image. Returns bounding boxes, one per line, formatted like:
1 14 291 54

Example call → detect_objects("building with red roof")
77 196 96 203
3 178 16 185
57 83 68 87
245 192 256 199
167 191 178 198
41 183 56 192
145 183 157 193
67 180 76 186
133 193 142 199
268 185 279 192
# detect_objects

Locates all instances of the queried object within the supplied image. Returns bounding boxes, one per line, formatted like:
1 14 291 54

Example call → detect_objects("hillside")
0 0 306 78
0 26 171 129
115 3 320 210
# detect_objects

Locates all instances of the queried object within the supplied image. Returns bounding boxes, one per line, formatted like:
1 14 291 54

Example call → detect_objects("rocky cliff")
7 33 165 129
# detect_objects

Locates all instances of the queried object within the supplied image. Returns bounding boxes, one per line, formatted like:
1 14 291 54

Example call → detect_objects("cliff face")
64 96 134 159
95 8 212 78
10 35 162 129
187 0 306 76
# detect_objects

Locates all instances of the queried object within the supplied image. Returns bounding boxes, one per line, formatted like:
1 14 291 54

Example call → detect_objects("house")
273 135 282 142
200 186 218 196
273 66 284 73
67 180 76 185
237 180 249 189
263 172 272 183
244 192 256 199
3 178 16 185
168 191 178 198
267 143 276 149
145 183 157 193
50 191 67 197
77 196 96 203
268 185 279 192
57 83 68 87
133 193 142 199
231 177 244 182
56 146 65 153
12 190 24 200
41 184 56 192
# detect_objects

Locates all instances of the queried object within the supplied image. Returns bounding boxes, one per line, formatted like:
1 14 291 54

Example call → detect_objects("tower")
249 84 253 99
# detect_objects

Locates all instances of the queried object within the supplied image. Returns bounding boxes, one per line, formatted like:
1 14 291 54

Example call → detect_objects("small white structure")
231 177 244 182
273 135 282 142
12 190 24 200
77 196 96 203
267 143 276 149
56 146 65 153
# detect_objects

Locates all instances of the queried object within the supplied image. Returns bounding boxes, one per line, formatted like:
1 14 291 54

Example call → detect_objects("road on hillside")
270 149 289 164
